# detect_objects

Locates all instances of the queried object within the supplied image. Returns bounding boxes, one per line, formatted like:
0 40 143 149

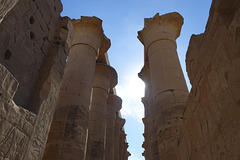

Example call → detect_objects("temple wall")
0 0 63 109
0 1 74 158
179 0 240 159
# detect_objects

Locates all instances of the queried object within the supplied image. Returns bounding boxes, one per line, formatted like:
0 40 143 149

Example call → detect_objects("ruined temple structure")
0 0 130 160
1 0 240 159
138 0 240 160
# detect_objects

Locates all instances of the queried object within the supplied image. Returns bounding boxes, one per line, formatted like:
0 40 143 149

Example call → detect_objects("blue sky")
60 1 212 159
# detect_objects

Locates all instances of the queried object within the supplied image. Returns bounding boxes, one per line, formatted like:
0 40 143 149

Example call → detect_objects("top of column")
137 12 183 49
107 94 122 112
71 16 111 57
138 61 150 83
93 63 118 90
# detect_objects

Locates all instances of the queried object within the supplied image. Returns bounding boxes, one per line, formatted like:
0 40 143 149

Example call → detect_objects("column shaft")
105 95 122 160
86 88 107 160
138 12 189 159
86 63 117 160
139 63 159 160
43 43 97 160
43 16 110 160
118 131 125 160
114 117 125 160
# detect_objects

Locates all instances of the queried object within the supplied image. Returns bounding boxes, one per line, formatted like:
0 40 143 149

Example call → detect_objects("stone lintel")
138 12 183 49
107 94 122 112
71 16 110 57
93 63 118 91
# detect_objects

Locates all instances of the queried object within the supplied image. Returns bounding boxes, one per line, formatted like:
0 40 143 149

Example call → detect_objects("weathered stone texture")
179 0 240 159
25 17 73 160
0 14 73 160
0 0 63 110
0 2 129 160
0 63 37 160
0 0 18 23
43 16 110 160
138 12 189 160
86 63 117 160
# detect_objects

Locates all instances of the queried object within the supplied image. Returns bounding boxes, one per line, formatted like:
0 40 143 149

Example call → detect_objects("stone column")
142 122 150 160
119 130 126 160
138 12 189 159
139 63 159 160
122 142 129 160
105 94 122 160
43 16 110 160
125 151 131 160
86 63 117 160
114 117 125 160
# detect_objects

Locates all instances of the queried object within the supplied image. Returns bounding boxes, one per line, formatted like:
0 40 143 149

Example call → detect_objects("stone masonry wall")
0 0 63 110
178 0 240 159
0 63 37 160
0 6 73 160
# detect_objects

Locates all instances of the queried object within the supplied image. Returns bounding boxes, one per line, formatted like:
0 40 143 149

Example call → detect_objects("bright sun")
116 72 145 122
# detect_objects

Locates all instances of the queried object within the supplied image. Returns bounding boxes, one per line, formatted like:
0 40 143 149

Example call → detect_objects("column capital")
93 63 118 91
138 62 150 83
107 94 122 111
141 97 148 106
71 16 110 57
137 12 183 50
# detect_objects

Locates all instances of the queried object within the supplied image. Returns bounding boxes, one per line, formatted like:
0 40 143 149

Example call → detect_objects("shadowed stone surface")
43 16 111 160
86 63 117 160
0 1 129 160
179 0 240 159
0 0 63 111
0 3 74 158
138 12 189 160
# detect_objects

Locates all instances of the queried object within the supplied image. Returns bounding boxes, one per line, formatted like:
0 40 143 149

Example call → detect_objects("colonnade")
43 12 189 160
138 12 189 160
43 16 130 160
